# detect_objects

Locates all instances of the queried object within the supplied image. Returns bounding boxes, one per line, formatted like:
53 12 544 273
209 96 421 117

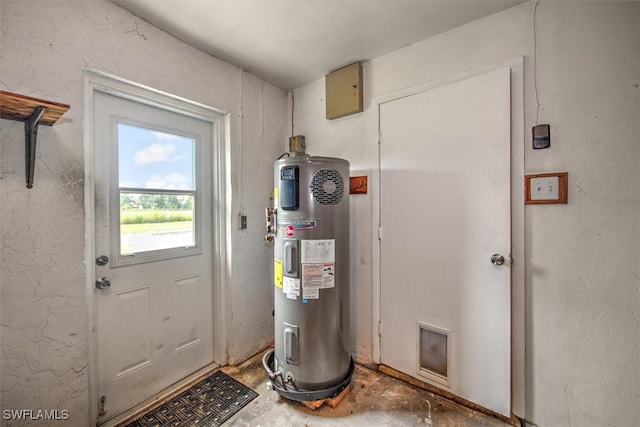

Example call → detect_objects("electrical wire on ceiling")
533 0 540 125
291 91 295 137
274 90 295 160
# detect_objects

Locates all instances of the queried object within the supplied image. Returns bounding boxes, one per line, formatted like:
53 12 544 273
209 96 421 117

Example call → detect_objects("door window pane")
118 123 195 190
117 123 197 256
120 193 195 255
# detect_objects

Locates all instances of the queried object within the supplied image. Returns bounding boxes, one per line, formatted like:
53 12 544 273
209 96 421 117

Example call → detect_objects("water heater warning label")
302 263 335 290
300 240 336 299
301 239 335 263
274 259 283 288
283 276 300 299
302 287 319 299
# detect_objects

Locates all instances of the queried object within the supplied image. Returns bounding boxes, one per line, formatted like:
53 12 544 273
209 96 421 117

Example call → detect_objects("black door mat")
124 370 258 427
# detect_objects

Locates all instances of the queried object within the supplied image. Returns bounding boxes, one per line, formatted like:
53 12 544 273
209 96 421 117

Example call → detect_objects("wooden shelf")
1 90 70 126
0 90 70 188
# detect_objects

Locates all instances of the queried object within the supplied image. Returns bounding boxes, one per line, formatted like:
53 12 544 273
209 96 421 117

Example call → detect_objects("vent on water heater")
310 169 344 205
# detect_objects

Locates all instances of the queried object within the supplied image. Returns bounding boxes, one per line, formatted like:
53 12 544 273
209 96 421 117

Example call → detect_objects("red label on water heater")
278 220 317 237
285 225 295 237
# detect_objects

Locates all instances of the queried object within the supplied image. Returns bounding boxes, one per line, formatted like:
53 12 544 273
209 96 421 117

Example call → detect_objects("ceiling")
112 0 524 90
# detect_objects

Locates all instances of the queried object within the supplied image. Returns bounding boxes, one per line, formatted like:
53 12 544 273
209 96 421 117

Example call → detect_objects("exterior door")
93 91 215 422
379 68 512 416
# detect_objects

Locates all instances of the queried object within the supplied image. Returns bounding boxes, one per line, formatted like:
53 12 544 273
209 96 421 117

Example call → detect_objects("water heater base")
264 350 354 402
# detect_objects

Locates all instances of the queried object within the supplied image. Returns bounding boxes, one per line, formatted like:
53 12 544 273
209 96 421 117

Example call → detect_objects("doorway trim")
370 57 525 417
83 69 231 425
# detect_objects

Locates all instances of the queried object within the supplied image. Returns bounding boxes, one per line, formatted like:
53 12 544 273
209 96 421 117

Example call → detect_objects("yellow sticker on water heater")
274 259 283 288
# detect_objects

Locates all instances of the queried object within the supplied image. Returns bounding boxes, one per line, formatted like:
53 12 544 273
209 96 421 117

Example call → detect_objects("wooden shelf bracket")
0 90 70 188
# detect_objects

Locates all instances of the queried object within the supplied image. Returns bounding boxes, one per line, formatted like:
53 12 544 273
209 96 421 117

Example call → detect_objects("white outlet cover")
530 177 559 200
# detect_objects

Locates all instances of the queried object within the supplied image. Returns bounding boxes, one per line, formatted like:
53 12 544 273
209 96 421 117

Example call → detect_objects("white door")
93 91 215 422
379 68 512 416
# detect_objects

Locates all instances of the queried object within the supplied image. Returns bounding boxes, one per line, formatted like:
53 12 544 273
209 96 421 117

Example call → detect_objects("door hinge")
378 129 382 144
378 321 383 336
98 395 106 417
378 227 383 241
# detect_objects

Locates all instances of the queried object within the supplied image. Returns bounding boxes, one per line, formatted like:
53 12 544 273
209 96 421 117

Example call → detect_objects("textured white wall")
291 1 639 426
526 2 639 426
228 71 284 363
0 0 286 424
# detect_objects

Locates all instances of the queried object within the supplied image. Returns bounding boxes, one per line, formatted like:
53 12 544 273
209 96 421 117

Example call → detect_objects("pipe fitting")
262 348 281 380
264 208 276 242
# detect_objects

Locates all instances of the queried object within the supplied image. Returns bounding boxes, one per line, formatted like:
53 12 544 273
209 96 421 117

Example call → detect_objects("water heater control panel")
280 165 299 210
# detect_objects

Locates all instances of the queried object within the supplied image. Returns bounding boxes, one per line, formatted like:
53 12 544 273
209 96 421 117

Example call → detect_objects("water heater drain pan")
266 350 354 402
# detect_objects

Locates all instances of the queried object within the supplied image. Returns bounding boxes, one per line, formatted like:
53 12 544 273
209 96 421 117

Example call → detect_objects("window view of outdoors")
118 123 196 255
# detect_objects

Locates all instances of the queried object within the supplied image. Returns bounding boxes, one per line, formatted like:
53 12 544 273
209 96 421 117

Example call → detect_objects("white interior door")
379 68 512 416
93 91 215 422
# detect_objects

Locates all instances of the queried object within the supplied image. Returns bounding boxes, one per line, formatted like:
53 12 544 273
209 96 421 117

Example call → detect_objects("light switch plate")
530 177 559 200
525 172 568 204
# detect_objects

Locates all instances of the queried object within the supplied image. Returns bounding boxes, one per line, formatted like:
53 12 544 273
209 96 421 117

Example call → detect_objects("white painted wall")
291 1 639 426
0 0 286 424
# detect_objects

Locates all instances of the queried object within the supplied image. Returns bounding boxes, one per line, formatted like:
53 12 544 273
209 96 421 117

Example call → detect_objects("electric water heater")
263 136 353 401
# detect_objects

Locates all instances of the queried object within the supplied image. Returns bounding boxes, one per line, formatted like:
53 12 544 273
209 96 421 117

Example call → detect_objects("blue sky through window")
118 123 195 190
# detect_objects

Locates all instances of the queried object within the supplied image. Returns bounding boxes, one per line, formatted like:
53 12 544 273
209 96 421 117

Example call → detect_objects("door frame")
83 69 231 424
370 57 525 416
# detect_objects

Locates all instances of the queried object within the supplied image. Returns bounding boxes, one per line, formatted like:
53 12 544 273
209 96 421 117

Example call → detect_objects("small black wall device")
532 124 551 149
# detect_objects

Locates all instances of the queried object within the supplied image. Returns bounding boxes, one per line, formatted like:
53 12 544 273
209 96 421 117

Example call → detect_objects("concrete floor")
221 351 515 427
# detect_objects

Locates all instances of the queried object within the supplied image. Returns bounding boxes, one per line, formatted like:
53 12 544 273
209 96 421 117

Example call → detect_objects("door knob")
95 277 111 290
490 254 505 266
